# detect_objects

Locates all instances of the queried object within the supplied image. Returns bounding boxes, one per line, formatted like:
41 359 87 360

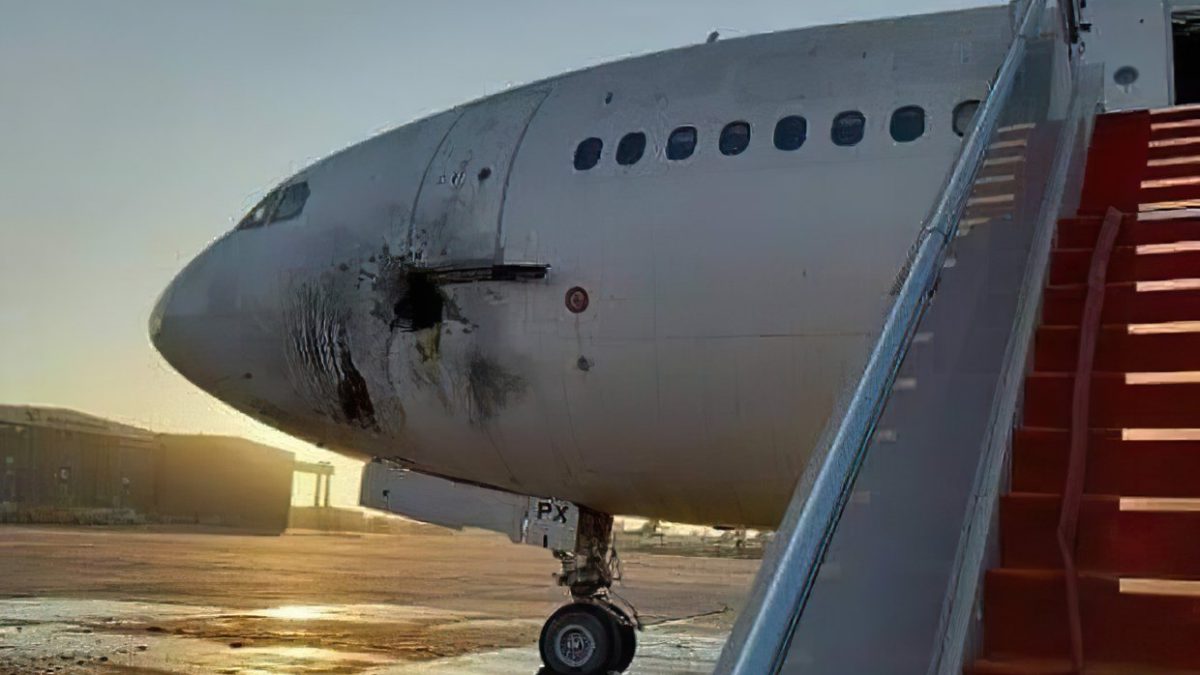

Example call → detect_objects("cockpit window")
271 182 310 223
832 111 866 146
234 181 309 230
235 190 280 231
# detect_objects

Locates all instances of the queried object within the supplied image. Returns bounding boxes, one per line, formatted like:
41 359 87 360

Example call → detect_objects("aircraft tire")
612 620 636 672
539 602 616 675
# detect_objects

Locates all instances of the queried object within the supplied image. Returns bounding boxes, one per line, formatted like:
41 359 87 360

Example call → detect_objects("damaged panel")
410 88 549 269
465 350 527 423
282 281 379 431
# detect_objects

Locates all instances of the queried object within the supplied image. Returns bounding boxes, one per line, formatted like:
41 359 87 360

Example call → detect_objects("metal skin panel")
152 6 1014 528
360 460 529 540
411 88 549 269
1083 0 1172 111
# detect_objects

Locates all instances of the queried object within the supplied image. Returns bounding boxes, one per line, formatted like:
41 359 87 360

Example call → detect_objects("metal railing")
1063 0 1084 43
714 1 1052 672
1058 206 1123 670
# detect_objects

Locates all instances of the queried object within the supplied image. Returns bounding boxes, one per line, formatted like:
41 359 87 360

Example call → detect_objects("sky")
0 0 996 507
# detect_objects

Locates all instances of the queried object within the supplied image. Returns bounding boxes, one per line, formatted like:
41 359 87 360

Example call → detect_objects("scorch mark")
283 282 379 431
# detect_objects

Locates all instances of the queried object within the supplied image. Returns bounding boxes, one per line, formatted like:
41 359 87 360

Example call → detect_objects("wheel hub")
555 624 596 667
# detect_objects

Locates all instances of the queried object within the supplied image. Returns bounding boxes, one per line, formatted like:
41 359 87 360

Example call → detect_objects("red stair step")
1055 216 1200 248
1000 493 1200 577
1151 125 1200 142
1049 247 1200 285
983 569 1070 658
1151 107 1200 124
1034 325 1200 372
1145 161 1200 182
1042 283 1200 325
1013 428 1200 497
1023 372 1200 428
1141 182 1200 206
1150 140 1200 162
983 570 1200 668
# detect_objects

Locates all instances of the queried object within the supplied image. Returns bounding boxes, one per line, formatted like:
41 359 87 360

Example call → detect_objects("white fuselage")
151 6 1013 527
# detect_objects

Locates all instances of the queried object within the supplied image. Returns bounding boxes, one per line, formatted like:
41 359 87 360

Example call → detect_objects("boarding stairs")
714 0 1200 671
969 107 1200 674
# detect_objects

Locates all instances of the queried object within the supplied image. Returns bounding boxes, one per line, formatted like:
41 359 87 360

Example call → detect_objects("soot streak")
466 351 526 423
334 327 376 426
284 282 379 431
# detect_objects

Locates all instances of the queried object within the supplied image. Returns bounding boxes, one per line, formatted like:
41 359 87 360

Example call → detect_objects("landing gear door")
411 88 548 269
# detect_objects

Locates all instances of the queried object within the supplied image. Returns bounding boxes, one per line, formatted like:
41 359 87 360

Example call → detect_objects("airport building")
0 406 295 532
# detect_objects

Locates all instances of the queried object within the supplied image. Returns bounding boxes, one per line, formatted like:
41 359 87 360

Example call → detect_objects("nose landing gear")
359 464 638 673
537 508 638 675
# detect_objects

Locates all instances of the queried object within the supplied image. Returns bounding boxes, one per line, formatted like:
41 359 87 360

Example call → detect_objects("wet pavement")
0 598 726 674
0 527 756 674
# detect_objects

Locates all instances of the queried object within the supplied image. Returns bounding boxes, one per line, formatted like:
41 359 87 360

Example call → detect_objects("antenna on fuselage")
706 31 719 44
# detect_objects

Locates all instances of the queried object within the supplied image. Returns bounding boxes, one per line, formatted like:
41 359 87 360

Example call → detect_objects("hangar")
0 405 295 533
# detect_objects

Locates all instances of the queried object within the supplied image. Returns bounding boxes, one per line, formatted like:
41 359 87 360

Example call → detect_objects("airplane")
148 1 1181 672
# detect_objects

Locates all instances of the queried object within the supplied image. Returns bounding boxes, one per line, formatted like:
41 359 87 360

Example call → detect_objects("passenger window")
719 121 751 156
574 137 603 171
616 132 646 166
952 100 981 137
271 182 310 223
889 106 926 143
667 126 697 160
236 190 280 231
773 115 808 151
831 111 866 147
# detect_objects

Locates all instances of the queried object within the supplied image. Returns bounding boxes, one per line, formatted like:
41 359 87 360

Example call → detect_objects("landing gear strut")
361 465 637 672
537 507 637 675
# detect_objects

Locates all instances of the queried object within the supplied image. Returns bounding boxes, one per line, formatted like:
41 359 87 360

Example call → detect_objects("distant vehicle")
150 2 1184 671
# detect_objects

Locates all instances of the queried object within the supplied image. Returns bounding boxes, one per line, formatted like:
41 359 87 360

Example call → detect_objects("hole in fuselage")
394 272 444 331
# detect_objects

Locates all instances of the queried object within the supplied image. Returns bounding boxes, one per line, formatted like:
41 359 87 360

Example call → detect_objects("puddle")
247 603 471 623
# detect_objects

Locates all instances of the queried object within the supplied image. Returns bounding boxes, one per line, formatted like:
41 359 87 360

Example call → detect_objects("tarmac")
0 525 760 674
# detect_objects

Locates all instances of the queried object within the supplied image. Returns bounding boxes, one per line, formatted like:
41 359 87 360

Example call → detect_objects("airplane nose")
149 255 203 383
149 232 316 439
148 273 174 348
148 240 241 388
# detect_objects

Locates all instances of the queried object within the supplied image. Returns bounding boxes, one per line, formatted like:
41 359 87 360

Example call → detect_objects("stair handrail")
1062 0 1084 43
714 1 1049 673
1058 206 1122 671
